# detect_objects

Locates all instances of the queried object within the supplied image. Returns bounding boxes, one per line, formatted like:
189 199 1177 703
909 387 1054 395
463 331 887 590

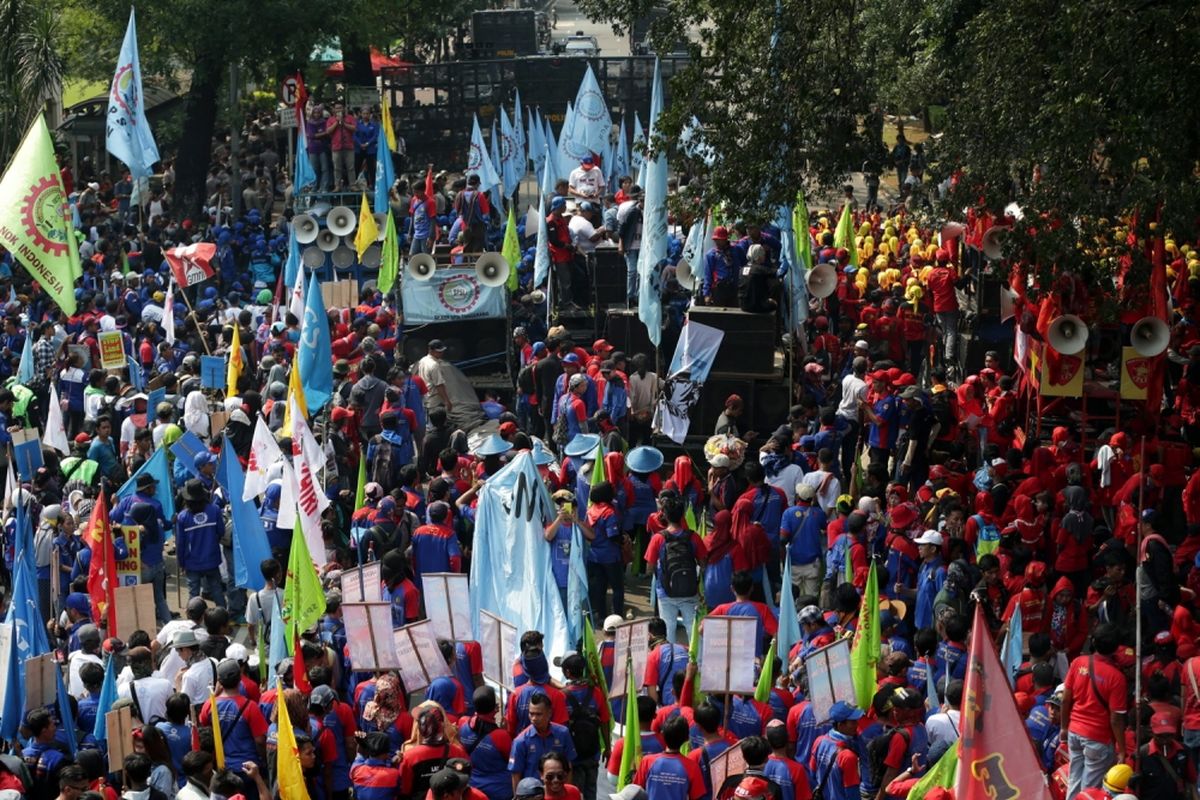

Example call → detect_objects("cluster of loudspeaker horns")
403 251 510 287
1043 314 1169 358
294 204 387 269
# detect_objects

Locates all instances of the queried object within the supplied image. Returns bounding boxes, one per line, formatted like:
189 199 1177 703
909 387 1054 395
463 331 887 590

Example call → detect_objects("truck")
469 9 540 58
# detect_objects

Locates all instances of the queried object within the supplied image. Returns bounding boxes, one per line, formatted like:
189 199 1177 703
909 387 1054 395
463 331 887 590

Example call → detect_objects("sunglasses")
543 773 566 781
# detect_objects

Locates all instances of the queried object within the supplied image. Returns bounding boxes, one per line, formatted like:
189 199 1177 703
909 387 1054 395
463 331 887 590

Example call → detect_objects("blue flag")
776 203 809 334
92 653 118 740
777 548 802 677
611 116 630 189
565 522 589 645
106 8 160 178
294 114 317 193
16 334 32 385
570 65 612 159
466 114 501 190
127 355 144 392
267 593 288 687
490 120 504 200
116 447 175 521
499 106 520 198
169 430 206 480
631 112 646 187
299 269 333 411
217 436 271 591
374 128 395 214
284 227 301 291
529 107 546 187
1002 604 1023 688
557 101 585 181
542 116 559 186
636 59 668 347
532 144 553 289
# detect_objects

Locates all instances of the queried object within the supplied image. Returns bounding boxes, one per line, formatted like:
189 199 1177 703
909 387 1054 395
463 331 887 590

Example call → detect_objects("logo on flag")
577 88 607 123
438 275 484 314
110 64 141 120
21 177 70 257
468 142 486 174
165 242 217 287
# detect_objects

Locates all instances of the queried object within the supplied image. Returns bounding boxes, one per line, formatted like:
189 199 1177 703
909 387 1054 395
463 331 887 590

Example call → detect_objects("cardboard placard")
170 431 207 479
610 619 650 698
479 609 517 689
343 603 401 671
112 583 156 639
147 386 166 414
12 430 43 481
210 410 230 436
146 372 169 391
321 280 358 311
803 637 854 723
698 616 758 695
0 624 11 715
340 562 382 603
392 620 451 693
106 705 136 773
422 573 471 641
708 741 746 796
200 355 226 389
115 524 141 586
24 653 58 713
99 331 126 370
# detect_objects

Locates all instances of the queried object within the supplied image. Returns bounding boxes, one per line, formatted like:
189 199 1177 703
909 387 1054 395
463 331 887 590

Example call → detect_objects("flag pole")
1134 434 1146 774
177 287 213 356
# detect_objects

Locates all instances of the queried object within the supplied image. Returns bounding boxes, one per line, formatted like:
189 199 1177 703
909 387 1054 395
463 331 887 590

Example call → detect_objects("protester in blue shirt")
780 484 827 595
585 481 626 619
458 687 513 800
808 702 863 800
176 479 225 607
507 693 577 788
544 489 593 611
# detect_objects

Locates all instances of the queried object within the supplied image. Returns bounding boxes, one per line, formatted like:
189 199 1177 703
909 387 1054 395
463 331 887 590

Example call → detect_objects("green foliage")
0 0 64 163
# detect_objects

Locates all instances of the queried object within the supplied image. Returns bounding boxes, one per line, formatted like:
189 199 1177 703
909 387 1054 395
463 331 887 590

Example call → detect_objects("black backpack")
866 727 909 787
565 690 603 759
661 530 699 598
369 433 400 487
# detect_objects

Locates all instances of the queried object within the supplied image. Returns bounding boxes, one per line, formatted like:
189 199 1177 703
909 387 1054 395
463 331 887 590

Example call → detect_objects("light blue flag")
543 117 559 186
127 355 144 392
489 120 504 201
558 101 587 181
571 65 612 159
512 89 526 174
499 106 520 198
92 652 118 740
284 227 301 290
70 199 82 230
777 549 802 679
217 436 271 591
681 213 708 295
106 8 160 179
529 108 545 185
926 655 939 711
1002 604 1023 688
611 116 629 187
565 522 589 645
680 116 715 167
16 333 32 385
294 115 317 193
667 318 723 383
467 114 501 190
469 452 572 664
636 59 668 347
267 595 288 687
116 447 175 521
299 269 333 411
533 144 553 288
374 127 395 214
631 112 646 187
776 204 809 334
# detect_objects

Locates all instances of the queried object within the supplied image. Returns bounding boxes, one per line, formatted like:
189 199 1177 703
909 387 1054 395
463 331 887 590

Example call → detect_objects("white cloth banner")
400 268 506 324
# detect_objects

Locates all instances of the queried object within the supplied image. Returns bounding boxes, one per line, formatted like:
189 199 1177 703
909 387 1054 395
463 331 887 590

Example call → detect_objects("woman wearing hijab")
703 510 747 606
362 673 416 754
663 455 705 511
1055 474 1094 596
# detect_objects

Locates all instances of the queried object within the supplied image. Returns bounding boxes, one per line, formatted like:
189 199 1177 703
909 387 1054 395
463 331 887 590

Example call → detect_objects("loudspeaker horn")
294 214 319 244
316 229 339 252
940 221 966 242
474 253 509 287
1004 202 1024 221
307 202 332 218
676 259 696 291
331 246 356 269
407 253 436 281
301 246 325 268
999 287 1017 323
373 213 389 241
361 244 382 269
1131 316 1170 357
327 206 356 237
806 263 837 299
981 226 1007 260
1047 314 1088 355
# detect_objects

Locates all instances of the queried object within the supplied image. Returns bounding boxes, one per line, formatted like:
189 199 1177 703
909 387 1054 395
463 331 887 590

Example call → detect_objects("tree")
0 0 64 164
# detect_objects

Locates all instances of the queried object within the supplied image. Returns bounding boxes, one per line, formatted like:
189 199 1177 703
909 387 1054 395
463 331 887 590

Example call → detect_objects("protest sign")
147 386 166 414
708 741 746 796
479 609 517 689
200 356 226 389
98 331 125 370
170 431 206 479
12 428 43 481
393 620 451 693
113 583 156 640
106 705 136 772
340 562 382 603
699 616 758 695
321 280 358 310
423 573 471 641
115 524 141 586
803 637 854 723
24 653 57 713
610 619 650 698
342 603 400 671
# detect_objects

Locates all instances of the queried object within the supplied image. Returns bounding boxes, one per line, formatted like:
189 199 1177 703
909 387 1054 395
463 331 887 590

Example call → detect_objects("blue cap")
532 342 546 355
550 196 567 211
193 451 217 470
562 353 580 364
828 701 864 723
581 155 594 164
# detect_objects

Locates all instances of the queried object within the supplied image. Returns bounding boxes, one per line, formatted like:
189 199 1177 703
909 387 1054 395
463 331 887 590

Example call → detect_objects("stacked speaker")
294 205 388 271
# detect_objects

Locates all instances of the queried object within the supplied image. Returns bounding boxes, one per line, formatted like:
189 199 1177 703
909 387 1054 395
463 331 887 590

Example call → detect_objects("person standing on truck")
569 156 606 202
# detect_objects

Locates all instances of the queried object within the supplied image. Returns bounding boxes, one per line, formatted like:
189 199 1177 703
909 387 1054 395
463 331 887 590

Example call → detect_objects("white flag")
289 394 328 563
244 415 282 501
276 464 296 530
43 384 70 455
288 267 306 322
163 276 176 345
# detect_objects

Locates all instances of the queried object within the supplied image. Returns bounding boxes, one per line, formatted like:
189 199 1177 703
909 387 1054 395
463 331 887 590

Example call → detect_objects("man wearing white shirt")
568 203 607 254
568 155 606 200
799 448 842 515
67 624 103 698
836 354 868 484
926 678 963 751
118 647 173 724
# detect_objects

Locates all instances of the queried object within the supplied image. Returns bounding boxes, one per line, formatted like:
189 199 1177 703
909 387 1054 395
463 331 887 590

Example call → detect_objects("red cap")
733 777 771 800
592 338 613 354
73 433 90 445
886 367 904 382
894 372 916 387
889 503 917 530
870 370 889 383
499 421 518 436
711 226 730 241
1151 713 1178 735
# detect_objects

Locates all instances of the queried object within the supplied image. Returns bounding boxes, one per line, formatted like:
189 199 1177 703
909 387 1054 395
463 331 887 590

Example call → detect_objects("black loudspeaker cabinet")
402 317 509 374
604 309 680 359
592 249 627 309
686 306 777 376
691 378 792 437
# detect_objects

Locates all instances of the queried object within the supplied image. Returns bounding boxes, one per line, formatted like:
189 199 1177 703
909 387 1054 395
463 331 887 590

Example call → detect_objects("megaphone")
806 263 837 299
407 253 436 282
294 214 319 244
331 246 356 269
676 259 696 291
940 222 966 243
1047 314 1089 355
1131 316 1170 357
373 213 389 242
307 202 332 218
316 229 339 252
361 244 382 268
301 246 325 268
474 253 509 287
981 226 1007 260
327 206 356 236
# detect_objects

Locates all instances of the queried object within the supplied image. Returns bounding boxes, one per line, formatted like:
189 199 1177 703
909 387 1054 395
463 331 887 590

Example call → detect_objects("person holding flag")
198 659 269 796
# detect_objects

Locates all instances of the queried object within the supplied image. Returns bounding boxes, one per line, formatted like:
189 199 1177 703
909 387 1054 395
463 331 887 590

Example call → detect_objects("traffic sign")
281 77 299 106
278 107 297 128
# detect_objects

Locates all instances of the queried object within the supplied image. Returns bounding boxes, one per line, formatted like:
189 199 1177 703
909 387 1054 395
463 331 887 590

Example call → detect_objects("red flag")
293 71 309 120
956 604 1053 800
293 633 311 694
164 243 217 288
86 489 118 635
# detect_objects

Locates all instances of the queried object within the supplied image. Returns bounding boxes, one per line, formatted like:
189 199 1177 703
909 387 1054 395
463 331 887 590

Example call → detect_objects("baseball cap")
1151 713 1178 735
914 530 944 546
216 658 241 683
855 339 870 350
604 614 623 633
795 483 817 501
432 769 470 795
828 700 865 723
515 778 545 798
429 339 447 352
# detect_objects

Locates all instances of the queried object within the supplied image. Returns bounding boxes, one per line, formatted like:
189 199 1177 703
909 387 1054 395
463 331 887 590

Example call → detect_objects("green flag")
588 443 607 501
754 638 777 703
850 563 880 708
684 503 697 532
688 599 706 705
793 190 812 271
0 116 82 316
833 201 860 269
617 654 641 790
378 209 399 294
844 542 854 584
353 451 367 512
907 743 958 800
283 513 325 640
582 616 614 748
502 204 521 291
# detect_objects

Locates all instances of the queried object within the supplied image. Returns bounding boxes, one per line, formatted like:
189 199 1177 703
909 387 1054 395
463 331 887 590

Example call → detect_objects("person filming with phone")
544 489 594 612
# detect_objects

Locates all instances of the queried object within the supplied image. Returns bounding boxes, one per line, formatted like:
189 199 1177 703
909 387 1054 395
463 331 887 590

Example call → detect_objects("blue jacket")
176 502 224 571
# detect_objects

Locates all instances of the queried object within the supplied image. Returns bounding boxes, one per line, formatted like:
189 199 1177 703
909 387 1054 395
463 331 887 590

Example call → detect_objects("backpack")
866 727 910 787
971 514 1001 557
517 362 536 397
553 394 571 447
463 715 499 755
565 690 603 759
369 434 403 488
930 391 954 434
661 530 699 598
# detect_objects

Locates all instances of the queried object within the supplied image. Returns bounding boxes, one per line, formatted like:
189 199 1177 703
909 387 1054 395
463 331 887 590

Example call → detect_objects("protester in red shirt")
1061 624 1128 799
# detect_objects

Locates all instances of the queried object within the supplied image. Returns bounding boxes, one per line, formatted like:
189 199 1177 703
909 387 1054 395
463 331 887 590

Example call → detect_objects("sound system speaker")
401 318 509 374
592 250 627 308
604 309 679 358
686 306 777 376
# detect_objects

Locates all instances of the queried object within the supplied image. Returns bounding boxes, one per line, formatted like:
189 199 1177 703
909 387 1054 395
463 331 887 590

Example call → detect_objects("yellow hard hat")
883 225 896 238
859 222 871 237
1103 764 1133 792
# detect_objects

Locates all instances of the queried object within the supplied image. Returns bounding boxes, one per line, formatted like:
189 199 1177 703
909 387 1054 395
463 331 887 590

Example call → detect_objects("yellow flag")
834 202 860 269
281 356 308 438
275 679 307 800
209 691 225 769
354 194 378 259
380 92 396 152
226 324 243 396
0 116 83 316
